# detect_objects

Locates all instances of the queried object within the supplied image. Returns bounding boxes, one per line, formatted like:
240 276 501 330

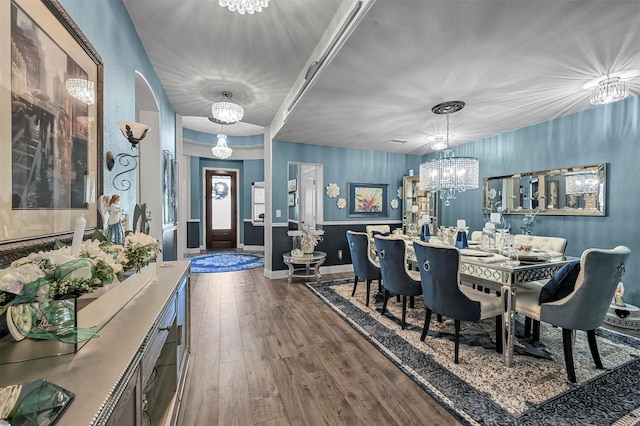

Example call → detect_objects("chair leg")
495 315 503 354
381 290 390 315
409 296 415 309
454 319 461 364
524 317 532 337
420 308 432 341
562 328 577 383
365 279 371 307
587 330 604 370
437 314 443 323
532 320 540 342
351 276 359 297
396 294 401 302
401 295 407 330
378 279 382 293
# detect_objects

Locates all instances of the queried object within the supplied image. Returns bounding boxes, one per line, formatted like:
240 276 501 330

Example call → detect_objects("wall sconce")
117 121 149 147
106 121 150 191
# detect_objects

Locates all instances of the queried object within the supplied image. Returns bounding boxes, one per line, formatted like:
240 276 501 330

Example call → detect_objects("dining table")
404 237 577 367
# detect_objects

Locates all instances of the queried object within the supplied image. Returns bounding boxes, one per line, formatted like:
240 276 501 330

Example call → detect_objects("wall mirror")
483 164 606 216
288 162 323 230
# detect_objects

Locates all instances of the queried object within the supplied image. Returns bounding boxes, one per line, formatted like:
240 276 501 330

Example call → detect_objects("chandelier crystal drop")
65 78 95 104
219 0 269 15
211 91 244 124
590 77 628 105
211 133 233 159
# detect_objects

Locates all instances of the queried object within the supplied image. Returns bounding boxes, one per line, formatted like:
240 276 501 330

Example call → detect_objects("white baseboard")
243 245 265 252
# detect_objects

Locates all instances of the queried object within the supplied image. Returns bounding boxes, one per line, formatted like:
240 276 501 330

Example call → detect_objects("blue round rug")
189 252 264 273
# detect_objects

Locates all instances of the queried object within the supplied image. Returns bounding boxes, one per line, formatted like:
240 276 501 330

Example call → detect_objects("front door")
205 170 237 249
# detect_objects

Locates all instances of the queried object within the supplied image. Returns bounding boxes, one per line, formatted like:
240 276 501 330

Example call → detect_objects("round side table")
282 251 327 283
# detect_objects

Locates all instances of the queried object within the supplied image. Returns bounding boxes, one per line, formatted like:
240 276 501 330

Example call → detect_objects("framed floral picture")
347 183 389 217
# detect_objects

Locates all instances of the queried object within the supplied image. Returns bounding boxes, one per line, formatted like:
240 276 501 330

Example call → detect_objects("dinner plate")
460 249 493 257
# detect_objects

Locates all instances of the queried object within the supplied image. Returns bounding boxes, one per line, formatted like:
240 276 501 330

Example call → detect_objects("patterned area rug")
307 278 640 425
189 252 264 273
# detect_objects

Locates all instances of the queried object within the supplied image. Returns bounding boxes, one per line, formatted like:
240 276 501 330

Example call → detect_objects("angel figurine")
98 194 125 245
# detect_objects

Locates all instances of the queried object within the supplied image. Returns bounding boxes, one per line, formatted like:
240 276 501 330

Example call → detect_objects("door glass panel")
211 176 231 229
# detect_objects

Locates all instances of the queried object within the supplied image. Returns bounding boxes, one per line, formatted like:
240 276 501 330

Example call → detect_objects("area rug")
306 278 640 425
189 252 264 273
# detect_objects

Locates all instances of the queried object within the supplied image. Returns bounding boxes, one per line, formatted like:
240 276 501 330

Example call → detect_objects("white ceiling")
124 0 640 154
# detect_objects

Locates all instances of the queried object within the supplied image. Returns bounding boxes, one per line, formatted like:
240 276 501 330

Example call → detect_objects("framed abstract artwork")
347 183 389 217
0 0 103 264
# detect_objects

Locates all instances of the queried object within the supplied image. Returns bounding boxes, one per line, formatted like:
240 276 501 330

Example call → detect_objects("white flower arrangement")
123 232 161 273
0 232 159 305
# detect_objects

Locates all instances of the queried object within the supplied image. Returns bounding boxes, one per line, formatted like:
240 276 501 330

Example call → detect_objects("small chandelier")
210 120 233 159
565 171 599 195
590 77 628 105
219 0 269 14
419 101 479 206
211 91 244 124
65 78 95 104
212 134 232 159
428 135 448 151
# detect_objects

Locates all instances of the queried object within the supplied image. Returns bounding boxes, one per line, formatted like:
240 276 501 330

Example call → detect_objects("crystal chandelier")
211 91 244 124
419 101 479 206
211 134 233 159
210 119 233 159
565 171 599 195
65 78 95 104
218 0 269 15
590 77 628 105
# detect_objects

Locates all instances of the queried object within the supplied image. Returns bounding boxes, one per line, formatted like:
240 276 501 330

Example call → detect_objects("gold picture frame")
0 0 103 265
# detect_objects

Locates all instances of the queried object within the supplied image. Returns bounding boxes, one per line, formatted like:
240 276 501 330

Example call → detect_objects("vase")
301 240 315 255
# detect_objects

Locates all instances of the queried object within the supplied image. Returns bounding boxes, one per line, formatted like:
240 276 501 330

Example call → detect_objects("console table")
0 261 191 425
283 251 326 282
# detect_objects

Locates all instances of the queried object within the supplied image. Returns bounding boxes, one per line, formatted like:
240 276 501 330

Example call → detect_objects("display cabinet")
402 175 436 236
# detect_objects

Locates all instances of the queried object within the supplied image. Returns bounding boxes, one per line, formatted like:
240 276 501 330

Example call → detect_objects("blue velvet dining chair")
373 235 422 330
413 241 503 364
346 230 382 307
515 246 630 383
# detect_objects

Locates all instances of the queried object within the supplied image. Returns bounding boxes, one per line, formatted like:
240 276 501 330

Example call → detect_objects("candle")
490 213 501 223
71 214 86 256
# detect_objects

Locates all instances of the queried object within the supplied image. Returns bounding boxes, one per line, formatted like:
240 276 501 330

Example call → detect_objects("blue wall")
60 0 177 218
273 141 422 224
435 96 640 305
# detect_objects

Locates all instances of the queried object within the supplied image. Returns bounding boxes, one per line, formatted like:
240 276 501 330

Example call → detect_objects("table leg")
313 258 325 282
285 260 294 283
502 285 516 367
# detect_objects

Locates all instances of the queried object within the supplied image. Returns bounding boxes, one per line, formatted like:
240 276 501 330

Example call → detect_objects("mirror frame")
483 164 606 216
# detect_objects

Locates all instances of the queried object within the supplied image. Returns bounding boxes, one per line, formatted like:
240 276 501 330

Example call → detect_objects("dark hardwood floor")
177 267 460 425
